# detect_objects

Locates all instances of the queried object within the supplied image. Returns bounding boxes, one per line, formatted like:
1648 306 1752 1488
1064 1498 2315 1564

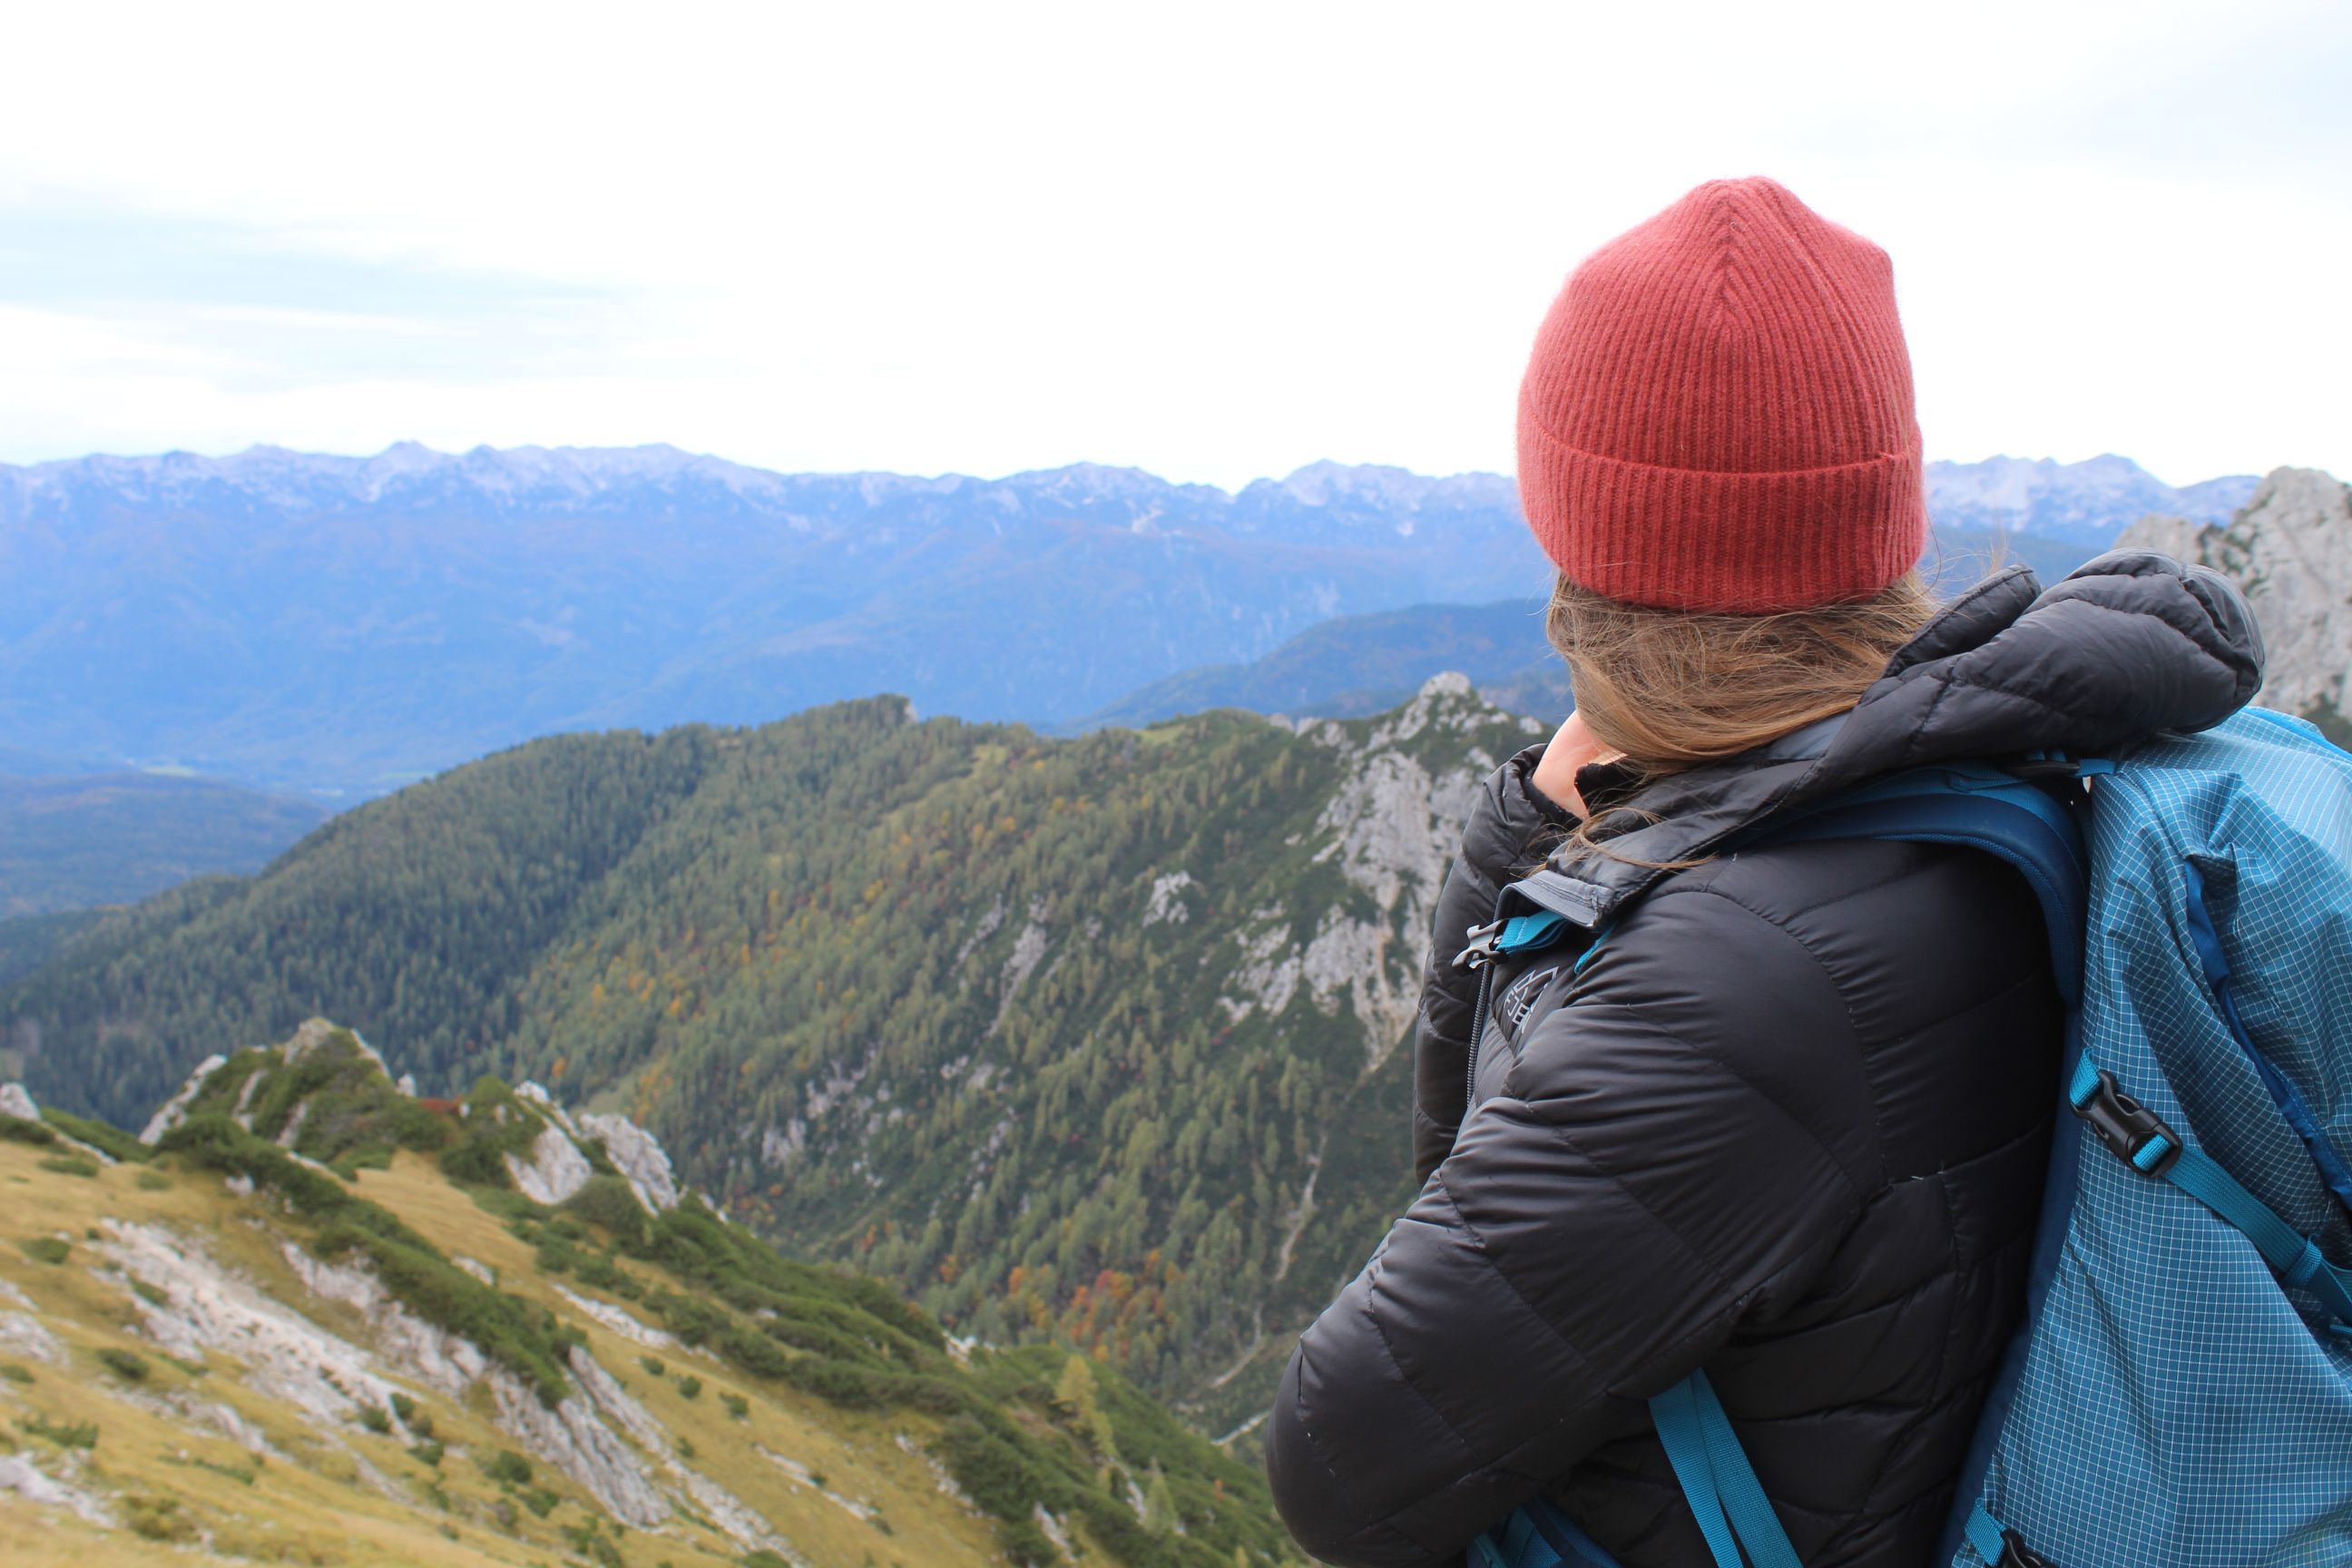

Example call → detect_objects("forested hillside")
3 682 1545 1435
0 1027 1287 1565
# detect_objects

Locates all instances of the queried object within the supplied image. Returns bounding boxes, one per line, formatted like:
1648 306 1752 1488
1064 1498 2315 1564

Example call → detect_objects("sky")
1 0 2346 490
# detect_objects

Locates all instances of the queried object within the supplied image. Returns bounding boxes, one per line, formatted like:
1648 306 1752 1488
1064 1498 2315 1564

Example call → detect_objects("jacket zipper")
1457 889 1513 1118
1463 962 1499 1115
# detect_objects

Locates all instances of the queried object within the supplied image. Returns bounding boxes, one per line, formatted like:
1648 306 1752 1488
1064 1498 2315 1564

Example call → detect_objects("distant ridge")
0 445 1540 797
2 441 2244 525
0 444 2259 799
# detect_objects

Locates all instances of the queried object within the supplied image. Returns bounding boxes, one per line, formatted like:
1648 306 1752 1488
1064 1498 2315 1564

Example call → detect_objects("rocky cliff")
2121 466 2352 739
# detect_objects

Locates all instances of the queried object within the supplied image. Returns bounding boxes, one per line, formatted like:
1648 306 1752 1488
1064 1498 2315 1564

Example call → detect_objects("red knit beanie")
1516 177 1926 613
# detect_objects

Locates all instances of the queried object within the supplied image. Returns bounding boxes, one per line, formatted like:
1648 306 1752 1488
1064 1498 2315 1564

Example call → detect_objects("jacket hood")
1522 550 2266 928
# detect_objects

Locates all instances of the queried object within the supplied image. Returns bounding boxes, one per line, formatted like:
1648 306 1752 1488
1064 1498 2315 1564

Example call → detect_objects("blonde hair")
1545 570 1939 857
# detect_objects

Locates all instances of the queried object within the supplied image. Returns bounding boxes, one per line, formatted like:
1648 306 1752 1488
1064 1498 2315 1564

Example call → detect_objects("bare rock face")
139 1054 227 1144
2120 466 2352 728
576 1112 681 1210
0 1082 38 1122
505 1122 594 1206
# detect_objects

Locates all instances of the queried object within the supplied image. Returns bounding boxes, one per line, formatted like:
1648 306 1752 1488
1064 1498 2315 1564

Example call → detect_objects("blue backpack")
1471 706 2352 1568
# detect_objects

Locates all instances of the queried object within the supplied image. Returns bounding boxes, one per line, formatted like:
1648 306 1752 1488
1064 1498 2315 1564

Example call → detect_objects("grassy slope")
0 1136 996 1567
0 1104 1289 1566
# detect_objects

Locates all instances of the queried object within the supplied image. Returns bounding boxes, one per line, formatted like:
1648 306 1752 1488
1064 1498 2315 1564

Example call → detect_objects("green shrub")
483 1449 533 1487
98 1348 149 1382
437 1131 514 1187
409 1439 445 1468
573 1250 625 1290
639 1355 666 1376
720 1391 748 1419
125 1494 198 1543
675 1374 701 1400
436 1076 549 1190
37 1155 99 1178
0 1363 32 1385
330 1145 397 1180
643 1289 728 1348
21 1414 98 1448
357 1404 391 1434
783 1356 884 1409
135 1170 172 1191
388 1391 417 1424
563 1174 649 1241
22 1237 69 1264
522 1486 561 1517
561 1519 626 1568
717 1328 793 1382
0 1116 57 1147
40 1108 151 1162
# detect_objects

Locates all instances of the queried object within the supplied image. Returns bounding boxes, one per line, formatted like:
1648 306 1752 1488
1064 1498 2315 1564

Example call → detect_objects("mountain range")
0 1025 1287 1566
4 444 2253 803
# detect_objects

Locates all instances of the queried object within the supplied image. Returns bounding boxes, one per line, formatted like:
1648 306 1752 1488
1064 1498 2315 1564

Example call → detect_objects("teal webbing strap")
2164 1146 2352 1325
1687 1373 1804 1568
1649 1377 1746 1568
1495 911 1569 955
1649 1371 1803 1568
2073 1052 2352 1325
1962 1500 2008 1564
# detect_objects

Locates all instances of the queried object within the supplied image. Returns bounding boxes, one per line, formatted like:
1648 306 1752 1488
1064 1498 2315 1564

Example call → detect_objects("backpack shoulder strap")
1644 765 2093 1568
1760 764 2090 1006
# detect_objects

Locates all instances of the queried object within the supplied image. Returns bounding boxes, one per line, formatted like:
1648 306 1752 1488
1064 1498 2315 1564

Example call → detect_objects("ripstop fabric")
1948 705 2352 1566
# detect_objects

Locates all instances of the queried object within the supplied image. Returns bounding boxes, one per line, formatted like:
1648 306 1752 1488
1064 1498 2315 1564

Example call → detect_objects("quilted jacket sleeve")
1412 743 1565 1183
1270 881 1879 1568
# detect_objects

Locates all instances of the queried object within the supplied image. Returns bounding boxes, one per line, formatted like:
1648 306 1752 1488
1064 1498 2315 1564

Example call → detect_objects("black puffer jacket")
1266 555 2264 1568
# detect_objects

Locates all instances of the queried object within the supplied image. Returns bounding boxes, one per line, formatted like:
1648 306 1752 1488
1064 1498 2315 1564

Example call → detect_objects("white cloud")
0 0 2344 485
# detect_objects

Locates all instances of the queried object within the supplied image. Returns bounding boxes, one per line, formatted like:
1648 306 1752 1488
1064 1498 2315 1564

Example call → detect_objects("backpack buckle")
2072 1068 2182 1176
1454 919 1506 971
1997 1530 2057 1568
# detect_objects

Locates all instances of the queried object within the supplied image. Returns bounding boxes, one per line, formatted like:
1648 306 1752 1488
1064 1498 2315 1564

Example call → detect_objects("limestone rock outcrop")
2121 466 2352 731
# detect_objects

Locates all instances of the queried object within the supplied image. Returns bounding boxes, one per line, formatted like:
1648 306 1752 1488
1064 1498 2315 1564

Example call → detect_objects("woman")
1263 179 2262 1566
